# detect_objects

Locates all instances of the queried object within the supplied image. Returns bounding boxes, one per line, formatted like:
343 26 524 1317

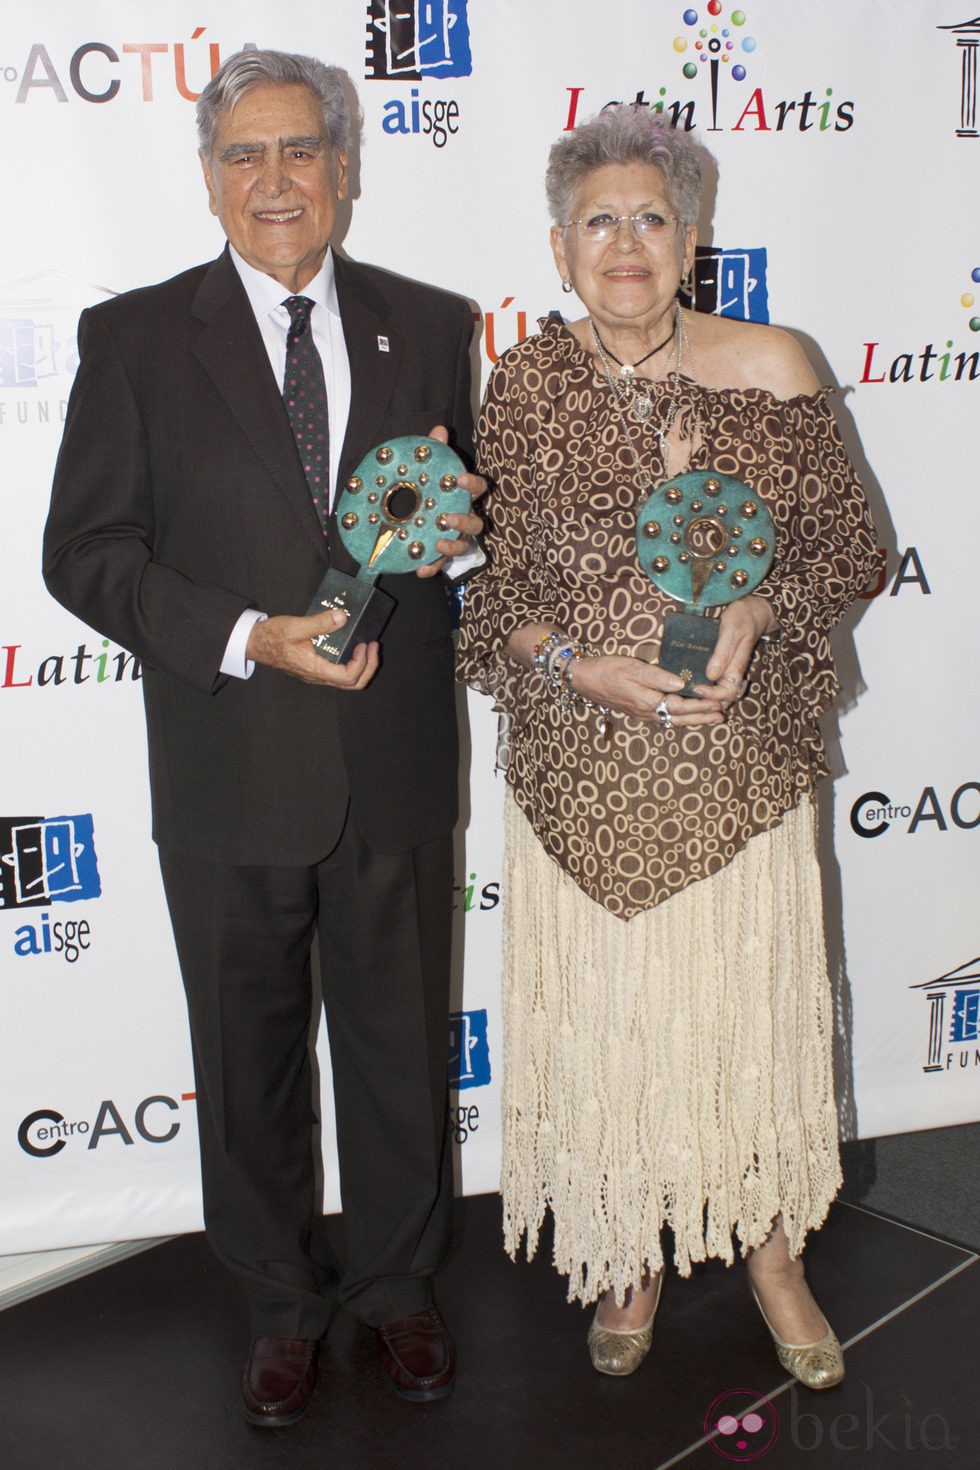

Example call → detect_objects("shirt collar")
228 244 340 323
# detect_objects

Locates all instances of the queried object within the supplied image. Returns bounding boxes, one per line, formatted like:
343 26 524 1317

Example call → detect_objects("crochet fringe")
500 793 841 1304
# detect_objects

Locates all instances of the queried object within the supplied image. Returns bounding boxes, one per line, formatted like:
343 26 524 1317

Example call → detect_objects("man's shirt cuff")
443 538 487 582
221 610 267 679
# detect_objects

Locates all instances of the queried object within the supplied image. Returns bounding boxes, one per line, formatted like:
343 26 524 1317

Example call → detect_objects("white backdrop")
0 0 976 1253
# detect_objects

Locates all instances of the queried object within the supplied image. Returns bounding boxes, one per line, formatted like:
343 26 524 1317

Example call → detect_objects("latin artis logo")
1 30 245 106
937 16 980 137
452 869 499 913
563 2 853 137
705 1388 779 1461
962 266 980 333
17 1091 195 1157
0 814 101 910
860 264 980 387
1 639 141 689
675 2 852 134
675 3 756 130
911 956 980 1076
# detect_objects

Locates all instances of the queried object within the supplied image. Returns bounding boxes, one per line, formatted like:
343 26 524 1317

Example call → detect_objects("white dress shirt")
219 244 482 677
221 246 351 677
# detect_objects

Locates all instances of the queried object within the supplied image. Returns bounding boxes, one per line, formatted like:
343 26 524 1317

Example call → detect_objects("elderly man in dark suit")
43 49 482 1426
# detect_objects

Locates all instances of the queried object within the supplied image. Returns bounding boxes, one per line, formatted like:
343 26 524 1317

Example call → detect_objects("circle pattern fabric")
456 319 879 919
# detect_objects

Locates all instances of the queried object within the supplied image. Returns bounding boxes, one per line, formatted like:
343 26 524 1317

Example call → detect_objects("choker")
590 306 683 429
591 321 676 375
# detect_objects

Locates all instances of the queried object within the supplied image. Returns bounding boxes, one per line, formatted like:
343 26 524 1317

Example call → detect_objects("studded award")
307 436 469 663
636 471 775 695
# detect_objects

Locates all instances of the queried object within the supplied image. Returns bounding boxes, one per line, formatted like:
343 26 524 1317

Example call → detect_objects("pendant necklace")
592 304 700 491
593 320 675 375
590 311 678 427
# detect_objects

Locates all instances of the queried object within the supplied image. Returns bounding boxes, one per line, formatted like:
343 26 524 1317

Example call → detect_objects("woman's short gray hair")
546 106 704 227
196 49 358 156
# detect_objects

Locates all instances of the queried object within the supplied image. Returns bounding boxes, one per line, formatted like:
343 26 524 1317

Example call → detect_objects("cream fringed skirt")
501 792 842 1305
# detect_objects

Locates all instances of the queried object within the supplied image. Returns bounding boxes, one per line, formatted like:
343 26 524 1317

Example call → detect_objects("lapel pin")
377 335 390 353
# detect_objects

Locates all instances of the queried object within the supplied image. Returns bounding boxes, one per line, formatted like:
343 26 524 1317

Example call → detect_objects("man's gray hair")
546 106 705 227
196 49 358 156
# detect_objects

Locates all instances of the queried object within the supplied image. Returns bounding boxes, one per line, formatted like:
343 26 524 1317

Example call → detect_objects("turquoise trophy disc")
636 471 775 608
336 436 469 575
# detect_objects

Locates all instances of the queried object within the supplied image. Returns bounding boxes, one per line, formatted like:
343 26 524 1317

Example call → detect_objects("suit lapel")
333 255 404 486
190 250 328 556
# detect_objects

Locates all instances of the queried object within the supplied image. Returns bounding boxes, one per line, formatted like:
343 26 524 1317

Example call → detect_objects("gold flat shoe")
751 1288 844 1390
587 1275 663 1377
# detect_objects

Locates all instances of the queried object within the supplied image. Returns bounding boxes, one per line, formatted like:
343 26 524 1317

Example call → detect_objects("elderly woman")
457 107 877 1388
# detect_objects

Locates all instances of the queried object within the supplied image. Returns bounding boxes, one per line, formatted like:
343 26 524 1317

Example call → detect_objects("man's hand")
415 423 485 579
247 608 379 688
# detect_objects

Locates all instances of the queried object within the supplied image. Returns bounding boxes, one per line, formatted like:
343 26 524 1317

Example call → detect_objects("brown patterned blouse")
456 318 879 919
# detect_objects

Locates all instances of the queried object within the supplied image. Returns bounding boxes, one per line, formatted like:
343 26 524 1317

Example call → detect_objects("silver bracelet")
543 638 613 745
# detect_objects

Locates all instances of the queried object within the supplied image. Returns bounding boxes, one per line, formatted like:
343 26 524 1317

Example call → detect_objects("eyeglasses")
560 212 680 243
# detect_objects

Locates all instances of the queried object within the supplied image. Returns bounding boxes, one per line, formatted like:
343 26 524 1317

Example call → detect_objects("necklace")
591 320 676 374
592 305 701 489
590 308 681 426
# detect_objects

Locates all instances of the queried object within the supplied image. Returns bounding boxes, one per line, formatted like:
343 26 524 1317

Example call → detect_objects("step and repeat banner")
0 1 976 1252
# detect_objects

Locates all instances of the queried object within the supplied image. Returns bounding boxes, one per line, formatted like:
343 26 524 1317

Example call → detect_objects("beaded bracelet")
548 641 591 698
531 632 612 745
532 630 572 675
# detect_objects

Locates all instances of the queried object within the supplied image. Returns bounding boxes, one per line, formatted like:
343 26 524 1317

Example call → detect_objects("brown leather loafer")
241 1336 318 1427
376 1307 455 1400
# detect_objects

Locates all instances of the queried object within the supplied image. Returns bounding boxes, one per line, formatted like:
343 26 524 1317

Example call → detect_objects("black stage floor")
1 1192 976 1470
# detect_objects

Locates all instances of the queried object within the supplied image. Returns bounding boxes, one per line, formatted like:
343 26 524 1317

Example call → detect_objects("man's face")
201 82 347 293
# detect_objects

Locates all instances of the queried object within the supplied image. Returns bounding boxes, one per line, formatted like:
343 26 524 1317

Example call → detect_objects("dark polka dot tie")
282 295 330 533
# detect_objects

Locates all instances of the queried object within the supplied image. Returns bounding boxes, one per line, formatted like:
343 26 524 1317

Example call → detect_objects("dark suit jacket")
43 248 474 865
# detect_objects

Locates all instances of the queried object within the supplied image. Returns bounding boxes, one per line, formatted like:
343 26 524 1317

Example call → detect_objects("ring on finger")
655 697 672 730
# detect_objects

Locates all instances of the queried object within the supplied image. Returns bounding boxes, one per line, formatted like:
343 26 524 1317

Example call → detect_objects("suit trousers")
158 808 454 1338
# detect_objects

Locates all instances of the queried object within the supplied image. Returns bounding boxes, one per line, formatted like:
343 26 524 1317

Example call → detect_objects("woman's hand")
414 423 485 578
570 596 776 726
688 595 778 712
568 654 724 727
507 605 776 731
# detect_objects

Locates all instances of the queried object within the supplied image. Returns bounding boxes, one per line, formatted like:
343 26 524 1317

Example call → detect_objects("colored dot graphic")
677 5 755 80
970 267 980 331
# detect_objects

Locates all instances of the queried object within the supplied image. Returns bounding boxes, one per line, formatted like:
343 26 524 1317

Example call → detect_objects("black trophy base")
658 610 719 696
306 569 394 664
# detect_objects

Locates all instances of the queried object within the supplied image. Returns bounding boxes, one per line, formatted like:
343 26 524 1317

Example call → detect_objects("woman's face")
551 161 696 334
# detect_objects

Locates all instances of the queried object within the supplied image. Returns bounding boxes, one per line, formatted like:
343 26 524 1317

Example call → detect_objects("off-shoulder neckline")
535 313 836 408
